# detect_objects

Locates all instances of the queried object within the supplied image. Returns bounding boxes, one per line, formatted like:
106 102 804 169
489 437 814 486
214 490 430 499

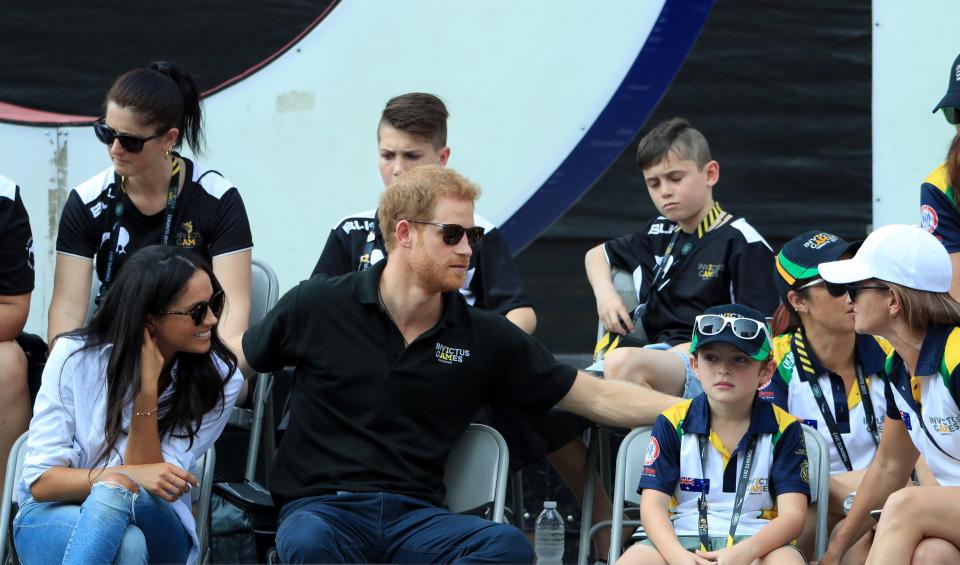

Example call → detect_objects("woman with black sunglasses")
13 245 242 565
48 61 253 351
818 224 960 565
920 51 960 299
768 231 892 562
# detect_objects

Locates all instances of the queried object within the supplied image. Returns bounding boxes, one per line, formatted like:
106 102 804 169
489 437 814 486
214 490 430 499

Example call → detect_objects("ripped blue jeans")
13 480 191 565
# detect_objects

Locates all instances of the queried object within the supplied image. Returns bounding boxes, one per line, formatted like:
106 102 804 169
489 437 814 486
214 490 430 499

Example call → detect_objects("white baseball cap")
819 224 951 292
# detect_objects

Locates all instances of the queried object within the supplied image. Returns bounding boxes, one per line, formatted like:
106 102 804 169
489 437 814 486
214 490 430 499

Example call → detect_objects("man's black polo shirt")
242 260 577 506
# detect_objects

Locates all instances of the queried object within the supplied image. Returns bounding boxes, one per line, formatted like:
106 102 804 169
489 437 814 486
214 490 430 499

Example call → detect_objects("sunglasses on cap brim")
404 219 485 247
694 314 772 342
93 121 164 153
795 277 848 298
159 290 225 326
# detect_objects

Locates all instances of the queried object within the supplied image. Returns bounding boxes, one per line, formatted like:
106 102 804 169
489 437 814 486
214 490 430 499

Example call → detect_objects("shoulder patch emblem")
644 437 661 466
921 204 939 233
800 460 809 484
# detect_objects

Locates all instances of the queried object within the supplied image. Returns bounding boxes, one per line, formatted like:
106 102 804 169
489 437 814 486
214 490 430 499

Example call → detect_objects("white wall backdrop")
873 0 960 227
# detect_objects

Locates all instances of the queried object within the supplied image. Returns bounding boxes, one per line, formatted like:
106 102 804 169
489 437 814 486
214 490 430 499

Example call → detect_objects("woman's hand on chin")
119 463 198 502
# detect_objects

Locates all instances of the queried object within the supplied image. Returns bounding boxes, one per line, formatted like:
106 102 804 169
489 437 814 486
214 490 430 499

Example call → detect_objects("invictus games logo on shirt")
435 342 470 364
803 232 838 250
748 477 769 495
697 263 724 280
929 415 960 434
176 221 201 248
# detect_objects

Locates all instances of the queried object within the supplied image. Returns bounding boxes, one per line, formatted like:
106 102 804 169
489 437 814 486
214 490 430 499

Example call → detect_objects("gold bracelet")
134 407 158 417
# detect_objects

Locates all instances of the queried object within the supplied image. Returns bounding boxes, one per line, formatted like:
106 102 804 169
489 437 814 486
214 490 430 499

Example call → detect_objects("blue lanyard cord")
696 432 757 552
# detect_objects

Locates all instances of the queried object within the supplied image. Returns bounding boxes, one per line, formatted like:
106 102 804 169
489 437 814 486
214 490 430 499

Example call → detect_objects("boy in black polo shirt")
585 117 778 424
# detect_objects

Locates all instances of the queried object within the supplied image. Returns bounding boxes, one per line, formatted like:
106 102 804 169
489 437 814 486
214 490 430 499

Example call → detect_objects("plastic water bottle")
535 500 565 563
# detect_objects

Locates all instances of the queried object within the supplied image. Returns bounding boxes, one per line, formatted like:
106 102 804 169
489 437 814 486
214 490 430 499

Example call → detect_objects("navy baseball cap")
773 231 850 303
934 52 960 113
690 304 772 361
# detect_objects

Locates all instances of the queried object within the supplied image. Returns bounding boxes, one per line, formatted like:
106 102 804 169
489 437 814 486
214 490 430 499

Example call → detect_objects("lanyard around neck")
593 203 725 361
793 330 879 471
100 158 181 296
697 431 758 552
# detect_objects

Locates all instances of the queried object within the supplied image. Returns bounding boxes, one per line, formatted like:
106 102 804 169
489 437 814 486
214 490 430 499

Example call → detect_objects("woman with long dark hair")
819 224 960 564
769 231 891 562
14 246 242 564
921 51 960 298
48 61 252 347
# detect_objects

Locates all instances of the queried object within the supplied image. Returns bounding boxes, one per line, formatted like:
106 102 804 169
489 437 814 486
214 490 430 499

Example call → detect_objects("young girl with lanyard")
618 304 809 565
767 231 892 561
818 224 960 564
14 246 243 565
48 62 253 348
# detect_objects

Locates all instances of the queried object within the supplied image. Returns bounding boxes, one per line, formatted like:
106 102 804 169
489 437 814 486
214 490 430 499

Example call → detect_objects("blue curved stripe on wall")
501 0 715 253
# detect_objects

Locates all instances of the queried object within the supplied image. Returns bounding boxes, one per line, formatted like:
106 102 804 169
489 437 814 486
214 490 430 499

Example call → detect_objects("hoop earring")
163 147 171 159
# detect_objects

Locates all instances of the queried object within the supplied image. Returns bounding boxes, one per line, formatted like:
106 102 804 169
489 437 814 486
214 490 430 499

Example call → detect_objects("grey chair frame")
227 257 280 482
443 423 510 522
606 424 831 563
0 432 217 564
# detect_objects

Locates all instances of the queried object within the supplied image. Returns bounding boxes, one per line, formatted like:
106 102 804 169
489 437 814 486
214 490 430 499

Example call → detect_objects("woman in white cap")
921 51 960 298
769 231 892 562
818 224 960 565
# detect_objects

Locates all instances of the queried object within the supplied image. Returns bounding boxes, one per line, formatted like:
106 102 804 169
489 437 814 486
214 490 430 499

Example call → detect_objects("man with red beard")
239 166 652 563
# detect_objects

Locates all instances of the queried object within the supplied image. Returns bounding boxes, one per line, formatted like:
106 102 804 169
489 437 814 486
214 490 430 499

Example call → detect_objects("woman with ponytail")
48 62 253 348
14 245 243 565
769 231 892 563
921 51 960 299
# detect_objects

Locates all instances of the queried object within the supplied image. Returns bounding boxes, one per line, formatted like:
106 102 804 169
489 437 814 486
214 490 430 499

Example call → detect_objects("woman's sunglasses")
160 290 225 326
694 314 771 341
404 219 485 247
844 283 888 301
93 121 164 153
944 107 960 126
796 277 848 298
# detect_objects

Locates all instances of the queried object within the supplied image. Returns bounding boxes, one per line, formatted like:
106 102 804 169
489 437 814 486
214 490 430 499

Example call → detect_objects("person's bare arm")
212 250 252 345
47 254 94 341
558 371 666 428
818 417 918 564
505 306 537 335
0 292 29 341
30 463 197 503
585 244 634 335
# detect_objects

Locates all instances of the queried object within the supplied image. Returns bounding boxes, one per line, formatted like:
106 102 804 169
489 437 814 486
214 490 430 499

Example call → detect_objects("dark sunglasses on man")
93 121 165 153
160 290 225 326
404 219 485 248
